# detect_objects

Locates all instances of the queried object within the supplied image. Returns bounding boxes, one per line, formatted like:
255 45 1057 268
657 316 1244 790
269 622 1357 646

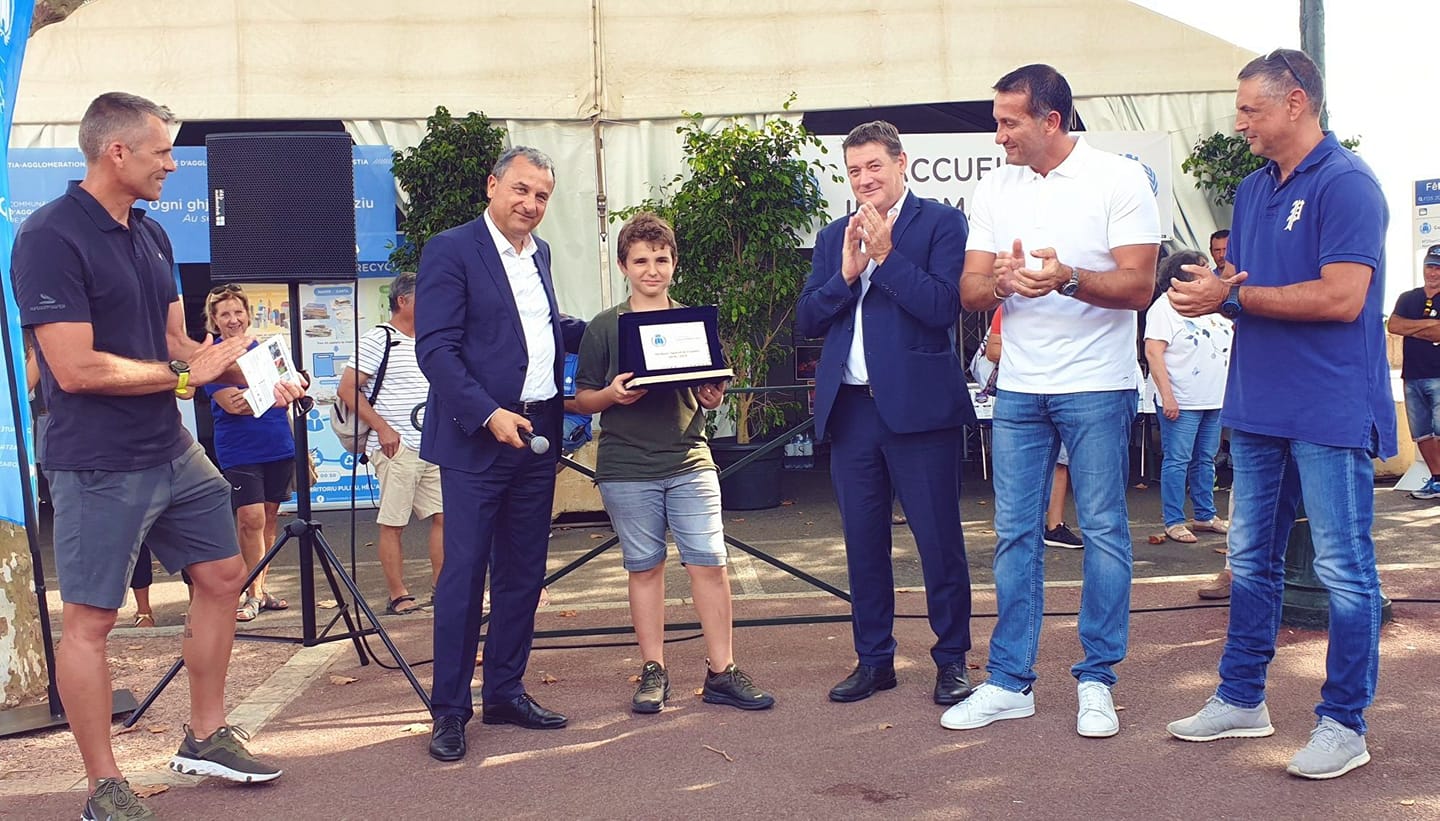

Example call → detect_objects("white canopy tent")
12 0 1255 319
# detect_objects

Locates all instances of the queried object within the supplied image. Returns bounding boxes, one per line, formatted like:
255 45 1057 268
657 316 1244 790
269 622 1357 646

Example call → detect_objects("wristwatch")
169 360 191 396
1220 285 1243 319
1058 265 1081 297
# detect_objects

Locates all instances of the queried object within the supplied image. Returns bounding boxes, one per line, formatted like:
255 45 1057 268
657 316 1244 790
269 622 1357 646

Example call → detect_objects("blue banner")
8 144 397 263
0 1 36 527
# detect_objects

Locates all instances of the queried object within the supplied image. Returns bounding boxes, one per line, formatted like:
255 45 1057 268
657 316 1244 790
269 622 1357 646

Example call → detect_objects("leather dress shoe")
828 663 898 703
428 715 467 761
481 693 569 729
934 660 974 706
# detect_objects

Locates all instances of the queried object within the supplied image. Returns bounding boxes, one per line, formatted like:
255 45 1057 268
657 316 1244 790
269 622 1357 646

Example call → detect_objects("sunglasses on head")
1265 49 1308 95
208 283 244 297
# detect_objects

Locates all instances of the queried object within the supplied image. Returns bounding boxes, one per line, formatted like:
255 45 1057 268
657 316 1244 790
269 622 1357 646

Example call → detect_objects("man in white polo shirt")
942 64 1161 738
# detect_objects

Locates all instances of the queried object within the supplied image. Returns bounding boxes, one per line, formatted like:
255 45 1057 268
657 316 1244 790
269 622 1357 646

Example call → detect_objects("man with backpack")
337 270 444 614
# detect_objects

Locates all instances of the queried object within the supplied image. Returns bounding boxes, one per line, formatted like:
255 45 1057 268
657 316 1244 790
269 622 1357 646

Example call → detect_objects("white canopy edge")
13 0 1256 125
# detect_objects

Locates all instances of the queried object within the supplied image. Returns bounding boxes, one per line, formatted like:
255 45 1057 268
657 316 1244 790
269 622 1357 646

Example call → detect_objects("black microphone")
519 429 551 454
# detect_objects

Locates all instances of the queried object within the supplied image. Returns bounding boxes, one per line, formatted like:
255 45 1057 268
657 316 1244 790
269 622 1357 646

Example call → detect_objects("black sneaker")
1043 523 1084 549
170 724 282 783
632 660 670 714
702 662 775 711
82 778 155 820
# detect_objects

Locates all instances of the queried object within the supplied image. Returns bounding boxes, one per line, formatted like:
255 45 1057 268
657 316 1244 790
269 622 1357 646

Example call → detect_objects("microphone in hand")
519 429 551 455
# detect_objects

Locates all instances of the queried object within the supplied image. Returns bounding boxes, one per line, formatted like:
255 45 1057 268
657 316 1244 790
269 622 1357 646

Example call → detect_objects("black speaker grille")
207 133 356 283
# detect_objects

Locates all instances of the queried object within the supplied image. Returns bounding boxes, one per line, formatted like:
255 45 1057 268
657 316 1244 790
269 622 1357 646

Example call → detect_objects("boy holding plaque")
573 212 775 714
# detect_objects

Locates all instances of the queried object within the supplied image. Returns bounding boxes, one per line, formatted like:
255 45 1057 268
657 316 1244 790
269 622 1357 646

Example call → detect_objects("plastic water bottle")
784 434 801 470
799 432 814 469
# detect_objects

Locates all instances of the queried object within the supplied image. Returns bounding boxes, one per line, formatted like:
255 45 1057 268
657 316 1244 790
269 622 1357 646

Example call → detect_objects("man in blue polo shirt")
11 92 301 820
1164 49 1393 781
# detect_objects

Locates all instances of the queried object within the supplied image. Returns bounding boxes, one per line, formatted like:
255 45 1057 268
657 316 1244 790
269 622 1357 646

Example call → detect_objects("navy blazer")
415 216 586 473
796 192 977 441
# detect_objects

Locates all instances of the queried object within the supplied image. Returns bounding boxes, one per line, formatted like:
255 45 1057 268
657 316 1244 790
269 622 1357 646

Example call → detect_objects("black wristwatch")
169 359 191 397
1058 266 1081 297
1220 285 1243 319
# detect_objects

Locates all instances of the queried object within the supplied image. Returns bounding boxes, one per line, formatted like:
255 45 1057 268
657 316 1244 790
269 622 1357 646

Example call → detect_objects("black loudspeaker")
206 132 356 282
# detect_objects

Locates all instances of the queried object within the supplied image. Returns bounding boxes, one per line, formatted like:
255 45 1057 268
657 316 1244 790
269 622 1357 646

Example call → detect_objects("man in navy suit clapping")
797 121 977 709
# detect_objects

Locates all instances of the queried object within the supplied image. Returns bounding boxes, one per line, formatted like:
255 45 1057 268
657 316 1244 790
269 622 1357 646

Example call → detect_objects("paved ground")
7 459 1440 819
34 455 1439 628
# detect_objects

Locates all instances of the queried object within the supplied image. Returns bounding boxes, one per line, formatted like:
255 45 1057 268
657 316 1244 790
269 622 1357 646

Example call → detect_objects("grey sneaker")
702 662 775 710
170 724 282 783
1166 696 1275 741
1286 716 1371 780
82 778 155 820
631 660 670 714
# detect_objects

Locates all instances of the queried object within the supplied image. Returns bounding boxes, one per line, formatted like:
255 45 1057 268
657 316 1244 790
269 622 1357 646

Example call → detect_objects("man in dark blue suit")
415 147 586 762
797 121 977 706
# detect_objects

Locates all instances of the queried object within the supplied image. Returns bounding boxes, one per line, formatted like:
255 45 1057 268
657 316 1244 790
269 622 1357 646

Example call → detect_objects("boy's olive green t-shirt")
575 300 716 482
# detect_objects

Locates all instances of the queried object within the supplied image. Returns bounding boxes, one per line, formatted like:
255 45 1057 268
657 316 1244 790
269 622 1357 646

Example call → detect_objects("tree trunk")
0 523 47 707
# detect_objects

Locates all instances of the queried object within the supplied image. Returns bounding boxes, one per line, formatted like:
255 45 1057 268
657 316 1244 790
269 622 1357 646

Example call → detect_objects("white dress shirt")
842 191 908 385
484 211 557 403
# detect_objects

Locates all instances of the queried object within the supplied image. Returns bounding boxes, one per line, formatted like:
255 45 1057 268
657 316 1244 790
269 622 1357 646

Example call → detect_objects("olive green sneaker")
82 777 155 820
631 660 670 714
169 724 282 783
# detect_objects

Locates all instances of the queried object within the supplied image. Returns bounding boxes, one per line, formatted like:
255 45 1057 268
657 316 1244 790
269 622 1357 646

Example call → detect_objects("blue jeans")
1156 408 1221 526
1403 377 1440 441
1217 431 1382 734
987 389 1136 690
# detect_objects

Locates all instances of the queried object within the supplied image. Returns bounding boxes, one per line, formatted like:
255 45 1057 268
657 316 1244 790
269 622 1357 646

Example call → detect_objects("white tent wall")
599 0 1252 119
13 0 1255 317
1074 91 1238 253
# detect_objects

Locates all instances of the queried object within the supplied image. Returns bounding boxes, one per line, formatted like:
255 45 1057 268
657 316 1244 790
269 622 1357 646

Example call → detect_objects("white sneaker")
939 682 1034 730
1076 681 1119 738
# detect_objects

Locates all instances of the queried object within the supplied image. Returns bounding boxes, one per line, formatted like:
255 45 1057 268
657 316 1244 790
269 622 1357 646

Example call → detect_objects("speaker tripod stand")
125 281 430 727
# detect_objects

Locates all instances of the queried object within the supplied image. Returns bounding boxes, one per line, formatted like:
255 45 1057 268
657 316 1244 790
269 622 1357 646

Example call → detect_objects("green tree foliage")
1184 131 1361 207
389 106 507 271
618 101 832 442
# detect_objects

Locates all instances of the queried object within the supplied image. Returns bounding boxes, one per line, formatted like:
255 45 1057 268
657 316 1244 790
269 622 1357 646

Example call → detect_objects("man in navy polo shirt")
11 92 301 819
1387 245 1440 500
1164 49 1393 781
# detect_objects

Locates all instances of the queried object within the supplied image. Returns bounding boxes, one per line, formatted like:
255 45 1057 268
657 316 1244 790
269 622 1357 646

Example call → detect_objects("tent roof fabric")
14 0 1256 124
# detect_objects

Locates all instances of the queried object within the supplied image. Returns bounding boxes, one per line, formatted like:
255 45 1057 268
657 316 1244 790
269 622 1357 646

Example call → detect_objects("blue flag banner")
0 0 36 527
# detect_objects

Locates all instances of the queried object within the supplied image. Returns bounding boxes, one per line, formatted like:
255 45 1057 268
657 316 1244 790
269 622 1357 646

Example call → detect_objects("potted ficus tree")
1184 130 1359 207
389 106 508 271
618 99 832 508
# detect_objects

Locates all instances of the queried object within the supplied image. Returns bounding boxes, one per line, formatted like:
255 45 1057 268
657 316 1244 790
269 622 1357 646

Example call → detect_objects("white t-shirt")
346 323 430 452
1144 298 1232 410
966 137 1162 394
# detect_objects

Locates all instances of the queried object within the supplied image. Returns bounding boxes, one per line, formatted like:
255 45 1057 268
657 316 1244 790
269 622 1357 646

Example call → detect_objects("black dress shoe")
481 693 568 729
828 663 898 703
934 660 974 706
428 715 467 761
